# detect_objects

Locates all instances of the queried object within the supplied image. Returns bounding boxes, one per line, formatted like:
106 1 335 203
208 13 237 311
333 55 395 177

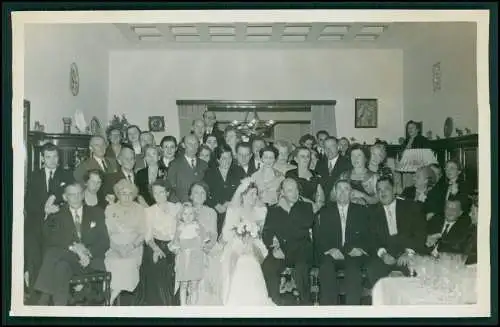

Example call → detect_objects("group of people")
24 112 478 306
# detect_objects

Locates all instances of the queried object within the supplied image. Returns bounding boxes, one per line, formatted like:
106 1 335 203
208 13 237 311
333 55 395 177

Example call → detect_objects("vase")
62 117 72 134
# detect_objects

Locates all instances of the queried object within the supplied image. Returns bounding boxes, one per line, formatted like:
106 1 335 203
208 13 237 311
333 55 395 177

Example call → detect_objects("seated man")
261 178 314 305
425 198 472 257
366 176 426 287
34 182 110 305
317 179 371 305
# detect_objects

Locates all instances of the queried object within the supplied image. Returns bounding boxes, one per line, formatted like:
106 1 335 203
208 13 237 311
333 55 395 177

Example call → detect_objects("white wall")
403 22 478 137
108 48 404 143
24 24 122 133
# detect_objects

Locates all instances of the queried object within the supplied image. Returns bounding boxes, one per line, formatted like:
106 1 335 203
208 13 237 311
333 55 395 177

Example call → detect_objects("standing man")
251 137 266 171
167 134 208 203
74 135 118 184
316 137 350 197
315 130 329 161
102 145 138 203
191 119 206 144
24 143 74 299
202 111 224 144
234 142 256 178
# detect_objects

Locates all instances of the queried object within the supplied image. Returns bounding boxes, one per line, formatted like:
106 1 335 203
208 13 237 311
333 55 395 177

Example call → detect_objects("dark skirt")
136 239 177 306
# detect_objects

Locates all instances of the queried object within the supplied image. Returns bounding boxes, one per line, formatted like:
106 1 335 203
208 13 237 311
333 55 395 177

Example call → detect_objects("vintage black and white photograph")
9 8 491 319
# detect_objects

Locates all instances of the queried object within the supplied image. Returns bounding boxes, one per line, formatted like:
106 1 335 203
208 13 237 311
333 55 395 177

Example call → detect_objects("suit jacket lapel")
63 206 79 242
395 199 404 234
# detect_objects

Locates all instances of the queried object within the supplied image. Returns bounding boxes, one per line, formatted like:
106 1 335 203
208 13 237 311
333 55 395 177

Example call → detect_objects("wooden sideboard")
27 132 92 173
384 134 479 190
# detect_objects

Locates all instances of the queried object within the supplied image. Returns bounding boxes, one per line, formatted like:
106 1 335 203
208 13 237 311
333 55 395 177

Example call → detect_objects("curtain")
310 104 337 137
177 103 208 138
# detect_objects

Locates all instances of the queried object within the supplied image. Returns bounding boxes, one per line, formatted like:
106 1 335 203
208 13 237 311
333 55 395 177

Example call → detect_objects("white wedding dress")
196 204 276 306
220 206 276 306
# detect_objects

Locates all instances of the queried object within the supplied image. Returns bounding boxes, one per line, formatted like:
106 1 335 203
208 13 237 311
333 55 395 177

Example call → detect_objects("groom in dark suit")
34 182 110 305
316 179 371 305
24 142 74 296
262 178 315 305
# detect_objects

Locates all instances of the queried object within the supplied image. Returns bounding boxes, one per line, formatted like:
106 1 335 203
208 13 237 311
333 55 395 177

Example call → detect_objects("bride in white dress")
197 178 276 306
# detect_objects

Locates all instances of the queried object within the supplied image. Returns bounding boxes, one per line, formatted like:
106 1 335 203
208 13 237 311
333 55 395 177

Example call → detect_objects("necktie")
127 173 133 183
442 223 452 238
328 160 333 173
102 159 108 172
74 211 82 239
47 170 54 192
191 158 196 169
340 207 347 246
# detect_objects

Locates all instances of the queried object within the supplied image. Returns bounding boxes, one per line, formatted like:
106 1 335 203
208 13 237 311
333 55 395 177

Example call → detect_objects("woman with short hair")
104 179 147 305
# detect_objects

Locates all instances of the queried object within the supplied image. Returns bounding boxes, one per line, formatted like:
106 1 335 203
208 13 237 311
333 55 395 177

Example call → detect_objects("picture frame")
355 98 378 128
148 116 166 132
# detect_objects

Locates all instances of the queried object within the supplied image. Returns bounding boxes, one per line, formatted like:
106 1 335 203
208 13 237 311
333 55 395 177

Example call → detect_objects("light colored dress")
196 205 276 306
172 222 206 282
104 202 146 294
252 169 285 206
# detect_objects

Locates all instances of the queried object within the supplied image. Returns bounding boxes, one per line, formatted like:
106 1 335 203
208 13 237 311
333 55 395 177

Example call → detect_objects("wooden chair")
68 271 111 306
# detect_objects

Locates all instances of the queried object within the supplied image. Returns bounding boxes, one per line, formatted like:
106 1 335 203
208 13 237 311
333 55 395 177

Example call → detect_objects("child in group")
169 202 207 305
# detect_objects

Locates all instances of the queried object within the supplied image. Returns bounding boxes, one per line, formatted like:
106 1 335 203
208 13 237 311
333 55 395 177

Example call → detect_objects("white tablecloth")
372 266 477 305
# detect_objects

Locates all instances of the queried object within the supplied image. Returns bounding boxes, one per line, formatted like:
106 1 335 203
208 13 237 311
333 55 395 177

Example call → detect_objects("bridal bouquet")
232 220 267 264
233 220 259 239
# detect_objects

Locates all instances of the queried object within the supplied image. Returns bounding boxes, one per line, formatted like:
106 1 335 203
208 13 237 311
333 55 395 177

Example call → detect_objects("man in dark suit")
34 182 110 305
158 135 178 175
315 130 329 161
202 111 224 144
167 134 208 203
317 179 371 305
73 136 118 184
315 137 350 197
102 145 138 203
366 176 427 287
425 198 472 257
250 136 266 171
234 142 257 178
262 178 314 305
24 143 74 297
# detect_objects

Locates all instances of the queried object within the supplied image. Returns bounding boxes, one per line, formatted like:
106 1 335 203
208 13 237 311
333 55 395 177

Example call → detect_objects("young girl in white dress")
169 202 207 306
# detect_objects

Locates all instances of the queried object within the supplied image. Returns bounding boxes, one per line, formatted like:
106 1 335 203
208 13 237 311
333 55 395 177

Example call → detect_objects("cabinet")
384 134 479 190
27 132 92 173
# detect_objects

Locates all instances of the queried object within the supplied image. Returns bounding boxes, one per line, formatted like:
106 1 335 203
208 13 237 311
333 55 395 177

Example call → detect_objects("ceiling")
113 22 416 48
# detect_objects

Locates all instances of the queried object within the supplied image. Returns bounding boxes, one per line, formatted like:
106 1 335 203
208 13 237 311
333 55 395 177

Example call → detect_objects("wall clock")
149 116 166 132
70 62 79 96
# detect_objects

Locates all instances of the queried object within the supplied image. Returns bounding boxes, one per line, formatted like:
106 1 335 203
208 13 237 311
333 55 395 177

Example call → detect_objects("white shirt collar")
70 206 83 219
122 168 133 178
45 167 56 174
328 155 339 163
185 154 196 162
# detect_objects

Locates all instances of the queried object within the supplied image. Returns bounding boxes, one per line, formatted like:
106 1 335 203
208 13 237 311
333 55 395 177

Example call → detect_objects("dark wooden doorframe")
176 100 336 112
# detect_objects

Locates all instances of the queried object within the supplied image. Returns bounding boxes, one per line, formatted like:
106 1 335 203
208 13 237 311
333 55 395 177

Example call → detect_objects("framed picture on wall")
148 116 166 132
355 98 378 128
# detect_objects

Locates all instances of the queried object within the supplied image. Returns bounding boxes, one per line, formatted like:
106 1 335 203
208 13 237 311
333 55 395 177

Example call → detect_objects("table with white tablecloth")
372 265 477 305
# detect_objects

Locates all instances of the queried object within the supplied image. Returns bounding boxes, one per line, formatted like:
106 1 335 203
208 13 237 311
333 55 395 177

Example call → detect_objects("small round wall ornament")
70 62 79 96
